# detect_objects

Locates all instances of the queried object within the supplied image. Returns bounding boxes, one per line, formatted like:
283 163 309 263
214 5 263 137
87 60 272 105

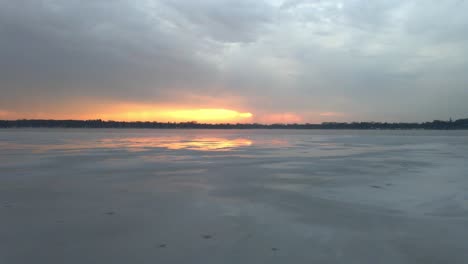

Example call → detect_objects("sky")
1 0 467 123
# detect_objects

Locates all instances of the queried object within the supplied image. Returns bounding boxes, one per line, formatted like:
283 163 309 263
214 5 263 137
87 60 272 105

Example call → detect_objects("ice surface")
1 129 468 263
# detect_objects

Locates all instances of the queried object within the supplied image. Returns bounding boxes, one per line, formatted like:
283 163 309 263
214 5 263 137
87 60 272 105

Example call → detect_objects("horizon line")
1 118 466 126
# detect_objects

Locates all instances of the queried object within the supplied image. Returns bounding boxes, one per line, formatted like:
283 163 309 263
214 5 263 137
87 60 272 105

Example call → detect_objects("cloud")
0 110 11 118
257 112 303 124
1 0 468 122
159 0 274 43
319 112 344 117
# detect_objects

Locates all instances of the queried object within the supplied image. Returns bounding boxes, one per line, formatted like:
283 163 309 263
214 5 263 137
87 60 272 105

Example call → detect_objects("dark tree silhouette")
1 118 468 129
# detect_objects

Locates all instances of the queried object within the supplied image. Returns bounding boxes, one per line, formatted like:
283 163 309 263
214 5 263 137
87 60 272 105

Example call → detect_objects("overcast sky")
1 0 467 122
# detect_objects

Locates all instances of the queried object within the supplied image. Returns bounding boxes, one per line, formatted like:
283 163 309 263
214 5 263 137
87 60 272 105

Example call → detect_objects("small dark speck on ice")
158 244 167 248
271 247 279 252
105 211 116 215
370 185 383 189
202 235 213 239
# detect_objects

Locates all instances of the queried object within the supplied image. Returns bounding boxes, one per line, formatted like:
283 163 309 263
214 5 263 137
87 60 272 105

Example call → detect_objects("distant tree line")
1 118 468 129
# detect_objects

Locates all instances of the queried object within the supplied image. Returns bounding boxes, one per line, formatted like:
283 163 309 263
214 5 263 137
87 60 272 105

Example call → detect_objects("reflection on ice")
167 138 252 151
99 137 253 151
0 136 253 152
1 129 468 263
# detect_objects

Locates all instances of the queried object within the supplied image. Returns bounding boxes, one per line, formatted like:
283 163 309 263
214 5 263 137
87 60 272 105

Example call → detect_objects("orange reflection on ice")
162 138 252 151
99 137 253 152
1 137 253 153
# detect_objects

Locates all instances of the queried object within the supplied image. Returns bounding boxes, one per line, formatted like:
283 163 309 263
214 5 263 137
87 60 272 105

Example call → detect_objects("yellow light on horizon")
167 109 252 122
101 108 253 123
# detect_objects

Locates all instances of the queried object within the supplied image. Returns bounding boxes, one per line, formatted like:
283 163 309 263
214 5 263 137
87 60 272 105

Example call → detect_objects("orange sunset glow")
99 108 253 123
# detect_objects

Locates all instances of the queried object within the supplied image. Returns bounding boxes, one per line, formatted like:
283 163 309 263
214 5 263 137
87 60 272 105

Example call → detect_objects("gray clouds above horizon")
1 0 468 121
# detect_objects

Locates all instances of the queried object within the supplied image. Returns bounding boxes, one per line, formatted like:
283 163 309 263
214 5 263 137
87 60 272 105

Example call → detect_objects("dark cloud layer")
1 0 467 121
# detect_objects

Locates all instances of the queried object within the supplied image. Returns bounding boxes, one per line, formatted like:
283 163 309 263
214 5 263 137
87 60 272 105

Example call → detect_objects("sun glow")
102 108 253 123
167 109 252 122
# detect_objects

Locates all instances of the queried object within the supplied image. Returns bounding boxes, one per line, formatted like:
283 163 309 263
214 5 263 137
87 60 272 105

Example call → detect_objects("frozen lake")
1 129 468 263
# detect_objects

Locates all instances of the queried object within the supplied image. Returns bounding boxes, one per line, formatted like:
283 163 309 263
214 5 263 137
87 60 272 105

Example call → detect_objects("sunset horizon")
2 1 467 124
